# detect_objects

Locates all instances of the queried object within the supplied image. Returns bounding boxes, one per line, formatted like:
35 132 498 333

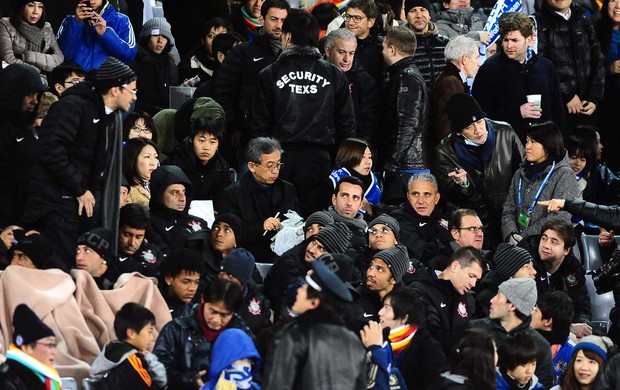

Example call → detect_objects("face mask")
463 136 484 146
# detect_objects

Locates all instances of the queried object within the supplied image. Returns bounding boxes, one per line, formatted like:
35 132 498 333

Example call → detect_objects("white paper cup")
527 94 542 108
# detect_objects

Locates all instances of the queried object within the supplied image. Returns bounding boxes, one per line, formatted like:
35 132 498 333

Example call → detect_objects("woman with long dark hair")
122 138 159 206
551 335 613 390
0 0 64 83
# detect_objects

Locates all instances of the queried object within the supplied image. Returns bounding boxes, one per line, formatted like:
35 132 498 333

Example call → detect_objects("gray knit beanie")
305 211 335 229
573 335 614 361
493 243 534 280
373 245 409 282
140 17 175 47
498 278 537 316
314 222 351 254
369 214 400 241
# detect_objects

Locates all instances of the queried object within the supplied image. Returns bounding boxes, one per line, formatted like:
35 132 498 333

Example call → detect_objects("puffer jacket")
56 1 136 71
433 120 524 245
381 55 429 171
411 22 449 91
501 152 578 241
263 307 366 390
153 304 253 390
249 45 355 148
436 7 487 41
0 18 64 74
535 3 605 105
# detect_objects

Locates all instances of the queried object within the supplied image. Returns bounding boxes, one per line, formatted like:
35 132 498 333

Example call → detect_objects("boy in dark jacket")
496 333 545 390
90 303 167 389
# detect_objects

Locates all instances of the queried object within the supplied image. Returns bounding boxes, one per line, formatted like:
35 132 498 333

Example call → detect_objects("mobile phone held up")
79 0 92 21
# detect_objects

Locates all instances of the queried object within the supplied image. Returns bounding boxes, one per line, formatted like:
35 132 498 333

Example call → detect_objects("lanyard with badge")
517 161 556 231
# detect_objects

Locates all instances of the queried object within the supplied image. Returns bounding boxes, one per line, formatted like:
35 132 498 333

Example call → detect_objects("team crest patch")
457 301 468 318
565 273 578 287
439 219 449 230
555 360 568 375
407 261 416 274
142 250 156 264
188 220 203 232
248 298 261 315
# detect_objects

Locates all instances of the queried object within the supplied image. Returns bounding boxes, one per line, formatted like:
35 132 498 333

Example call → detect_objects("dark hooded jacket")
147 165 207 254
0 64 45 226
535 2 605 105
131 45 180 116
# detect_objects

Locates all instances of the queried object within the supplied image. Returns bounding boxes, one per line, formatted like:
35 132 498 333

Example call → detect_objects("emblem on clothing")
248 298 261 315
457 301 468 318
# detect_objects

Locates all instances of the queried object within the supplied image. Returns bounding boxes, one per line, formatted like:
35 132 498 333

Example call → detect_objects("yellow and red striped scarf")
388 324 417 355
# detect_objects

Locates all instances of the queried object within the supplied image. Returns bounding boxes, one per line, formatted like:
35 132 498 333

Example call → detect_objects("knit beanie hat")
369 214 400 241
445 93 486 133
572 335 614 361
373 245 410 282
12 304 54 347
220 248 255 286
305 211 334 229
77 227 115 263
15 0 47 8
307 258 353 302
498 278 537 316
139 17 175 47
404 0 432 13
212 213 243 240
313 222 351 254
95 57 136 89
493 243 534 280
11 234 54 270
317 253 354 282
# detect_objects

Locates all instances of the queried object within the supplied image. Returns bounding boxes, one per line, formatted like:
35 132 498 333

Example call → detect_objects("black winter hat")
317 253 354 282
307 259 353 302
12 304 54 347
11 233 54 270
305 211 335 229
369 214 400 241
373 245 410 282
445 93 486 133
95 57 136 89
493 243 534 280
314 222 351 254
77 227 115 263
220 248 255 286
405 0 432 13
212 213 243 240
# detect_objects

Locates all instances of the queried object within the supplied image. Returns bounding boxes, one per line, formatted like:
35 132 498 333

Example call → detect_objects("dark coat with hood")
433 119 524 246
469 317 554 389
218 171 300 263
0 64 45 226
153 304 253 390
535 2 605 106
131 45 180 116
147 165 208 254
164 139 231 203
346 60 380 142
264 306 366 390
264 240 309 312
381 55 429 171
250 44 355 148
396 326 447 389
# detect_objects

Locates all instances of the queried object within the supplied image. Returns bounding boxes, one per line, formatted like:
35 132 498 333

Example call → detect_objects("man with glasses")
344 0 385 85
50 62 86 97
24 57 136 269
0 304 61 389
219 137 300 263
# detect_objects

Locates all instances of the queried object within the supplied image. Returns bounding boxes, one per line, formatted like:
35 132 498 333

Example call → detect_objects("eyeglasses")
253 161 284 172
458 226 484 233
131 125 152 134
64 78 83 86
36 341 58 349
368 227 392 235
121 84 138 95
344 14 367 23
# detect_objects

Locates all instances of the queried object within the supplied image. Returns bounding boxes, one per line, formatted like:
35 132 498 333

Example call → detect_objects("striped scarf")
241 7 262 34
6 344 62 390
388 324 417 355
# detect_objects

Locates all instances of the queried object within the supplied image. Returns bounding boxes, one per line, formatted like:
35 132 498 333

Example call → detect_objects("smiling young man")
344 0 385 84
519 218 592 339
472 12 565 142
154 278 253 390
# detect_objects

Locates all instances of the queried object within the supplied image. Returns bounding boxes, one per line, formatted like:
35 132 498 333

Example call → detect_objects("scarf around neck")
241 7 262 34
388 324 418 355
523 158 553 181
17 20 44 52
6 344 62 390
452 121 496 172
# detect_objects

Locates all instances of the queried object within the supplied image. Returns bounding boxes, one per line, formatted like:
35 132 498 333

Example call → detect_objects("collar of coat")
278 45 322 61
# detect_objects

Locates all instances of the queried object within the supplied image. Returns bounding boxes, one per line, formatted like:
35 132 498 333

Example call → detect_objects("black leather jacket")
381 56 429 171
564 199 620 231
433 120 524 242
